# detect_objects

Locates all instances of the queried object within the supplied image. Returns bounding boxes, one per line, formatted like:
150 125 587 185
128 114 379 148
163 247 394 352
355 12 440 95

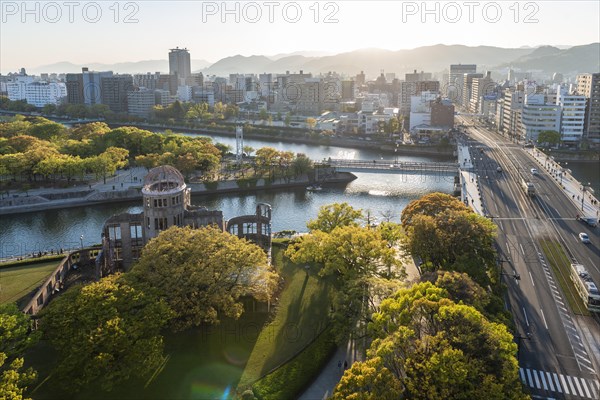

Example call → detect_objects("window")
154 218 159 230
108 224 121 240
154 199 158 208
147 217 150 229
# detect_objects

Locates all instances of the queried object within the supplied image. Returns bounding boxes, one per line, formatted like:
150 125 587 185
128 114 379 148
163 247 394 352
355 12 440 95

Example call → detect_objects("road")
459 116 600 399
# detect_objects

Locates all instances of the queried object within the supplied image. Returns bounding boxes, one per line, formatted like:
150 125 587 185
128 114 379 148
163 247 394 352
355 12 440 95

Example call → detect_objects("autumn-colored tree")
132 226 278 331
40 274 171 392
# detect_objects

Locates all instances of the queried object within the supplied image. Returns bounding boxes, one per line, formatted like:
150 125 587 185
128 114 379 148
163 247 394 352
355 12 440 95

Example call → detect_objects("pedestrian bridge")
318 159 459 175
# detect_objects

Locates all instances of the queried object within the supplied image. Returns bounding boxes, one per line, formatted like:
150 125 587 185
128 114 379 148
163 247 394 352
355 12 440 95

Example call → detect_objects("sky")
1 0 599 73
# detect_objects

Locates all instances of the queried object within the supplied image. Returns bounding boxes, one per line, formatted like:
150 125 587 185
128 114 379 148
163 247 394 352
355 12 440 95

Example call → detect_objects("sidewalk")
457 140 486 216
527 148 600 219
298 338 362 400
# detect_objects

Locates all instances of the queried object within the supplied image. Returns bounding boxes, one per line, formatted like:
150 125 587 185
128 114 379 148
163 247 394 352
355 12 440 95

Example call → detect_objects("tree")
332 357 403 400
537 130 560 147
291 153 312 177
243 145 255 157
306 202 363 233
254 147 279 175
0 303 40 400
131 226 278 331
306 117 317 130
40 274 171 392
401 192 469 228
258 108 268 121
284 113 292 127
339 283 528 400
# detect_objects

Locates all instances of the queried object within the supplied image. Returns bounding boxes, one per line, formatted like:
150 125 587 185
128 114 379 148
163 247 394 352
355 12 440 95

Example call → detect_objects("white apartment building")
557 86 586 144
128 89 156 118
409 91 438 130
7 76 66 107
521 94 560 142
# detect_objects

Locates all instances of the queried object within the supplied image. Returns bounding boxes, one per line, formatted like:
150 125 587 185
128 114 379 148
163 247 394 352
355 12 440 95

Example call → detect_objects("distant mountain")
28 59 211 75
495 43 600 73
269 50 334 60
203 55 273 75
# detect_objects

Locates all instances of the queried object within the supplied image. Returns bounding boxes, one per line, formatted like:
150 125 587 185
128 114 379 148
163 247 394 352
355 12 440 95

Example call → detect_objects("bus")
570 263 600 313
521 178 535 197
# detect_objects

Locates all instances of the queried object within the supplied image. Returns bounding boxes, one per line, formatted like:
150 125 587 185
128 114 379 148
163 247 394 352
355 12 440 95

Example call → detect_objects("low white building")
409 91 438 130
521 94 560 142
7 76 66 107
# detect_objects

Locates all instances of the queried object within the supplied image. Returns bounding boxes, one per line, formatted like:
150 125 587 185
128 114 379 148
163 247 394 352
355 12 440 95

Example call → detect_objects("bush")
0 254 65 270
252 327 336 400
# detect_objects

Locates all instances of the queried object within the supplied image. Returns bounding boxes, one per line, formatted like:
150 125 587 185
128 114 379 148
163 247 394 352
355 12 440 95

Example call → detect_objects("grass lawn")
0 261 60 304
540 239 590 316
237 246 334 390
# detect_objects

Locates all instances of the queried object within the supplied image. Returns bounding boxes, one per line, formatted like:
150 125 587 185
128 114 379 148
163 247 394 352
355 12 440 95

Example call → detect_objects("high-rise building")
355 71 366 87
521 94 560 142
399 81 440 116
341 80 355 101
82 67 113 105
127 89 156 118
501 88 524 140
405 70 432 82
577 73 600 146
557 86 586 145
448 64 477 104
7 76 66 107
101 75 134 113
469 71 494 113
66 73 84 104
462 73 483 109
168 47 191 85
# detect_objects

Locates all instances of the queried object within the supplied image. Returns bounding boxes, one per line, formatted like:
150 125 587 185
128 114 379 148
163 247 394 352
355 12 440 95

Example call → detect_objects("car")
530 168 538 175
577 216 599 227
579 233 591 243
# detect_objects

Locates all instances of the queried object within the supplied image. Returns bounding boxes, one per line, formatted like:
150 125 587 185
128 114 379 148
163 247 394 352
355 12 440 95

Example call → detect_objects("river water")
1 132 597 259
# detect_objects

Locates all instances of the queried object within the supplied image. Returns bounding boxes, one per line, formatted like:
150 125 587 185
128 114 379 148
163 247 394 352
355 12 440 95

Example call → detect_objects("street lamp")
80 235 84 250
515 332 532 362
581 182 593 211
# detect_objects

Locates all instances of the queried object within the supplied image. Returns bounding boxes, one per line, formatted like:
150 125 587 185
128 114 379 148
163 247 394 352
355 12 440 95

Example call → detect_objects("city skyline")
1 1 599 74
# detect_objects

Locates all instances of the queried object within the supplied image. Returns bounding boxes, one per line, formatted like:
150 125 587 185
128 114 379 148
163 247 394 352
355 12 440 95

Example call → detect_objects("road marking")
526 368 533 387
520 243 525 256
566 375 577 395
581 378 592 398
533 369 541 389
545 371 555 392
573 375 583 396
523 307 529 326
590 380 599 399
540 309 548 329
529 271 535 286
519 368 525 383
560 374 570 395
552 372 561 392
539 371 547 390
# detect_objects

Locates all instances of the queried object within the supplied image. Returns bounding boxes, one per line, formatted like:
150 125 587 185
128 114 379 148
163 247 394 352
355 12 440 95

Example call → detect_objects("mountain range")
24 44 599 78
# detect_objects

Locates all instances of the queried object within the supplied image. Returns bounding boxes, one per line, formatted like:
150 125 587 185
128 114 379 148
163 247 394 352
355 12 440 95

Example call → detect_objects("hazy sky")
1 0 599 73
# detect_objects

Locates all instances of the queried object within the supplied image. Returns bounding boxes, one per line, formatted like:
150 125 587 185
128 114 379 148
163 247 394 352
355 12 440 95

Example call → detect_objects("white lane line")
529 271 535 286
526 369 534 387
539 371 548 390
552 373 562 393
545 372 555 392
540 309 548 329
580 378 591 398
560 375 570 395
523 307 529 326
520 243 525 256
499 221 503 230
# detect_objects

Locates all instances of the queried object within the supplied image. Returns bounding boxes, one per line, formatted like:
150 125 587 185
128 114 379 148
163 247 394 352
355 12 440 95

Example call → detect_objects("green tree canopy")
334 283 527 400
40 274 171 392
537 130 560 147
401 192 470 228
131 226 278 331
306 202 363 233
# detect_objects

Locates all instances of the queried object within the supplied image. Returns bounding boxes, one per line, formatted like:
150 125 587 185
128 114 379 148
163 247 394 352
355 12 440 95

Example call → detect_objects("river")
1 132 597 259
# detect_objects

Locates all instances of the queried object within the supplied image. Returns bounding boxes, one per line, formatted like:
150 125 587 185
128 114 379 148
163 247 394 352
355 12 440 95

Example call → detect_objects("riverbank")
0 172 357 216
108 122 456 157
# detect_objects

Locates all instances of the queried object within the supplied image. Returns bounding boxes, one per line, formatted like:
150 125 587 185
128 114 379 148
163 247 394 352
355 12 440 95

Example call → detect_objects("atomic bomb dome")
142 165 186 195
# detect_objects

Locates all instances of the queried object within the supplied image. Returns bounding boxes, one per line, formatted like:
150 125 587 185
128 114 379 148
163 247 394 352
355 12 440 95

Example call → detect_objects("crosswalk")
520 368 600 398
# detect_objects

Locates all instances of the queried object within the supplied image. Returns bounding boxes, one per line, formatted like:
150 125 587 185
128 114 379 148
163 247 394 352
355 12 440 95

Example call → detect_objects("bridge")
317 159 459 175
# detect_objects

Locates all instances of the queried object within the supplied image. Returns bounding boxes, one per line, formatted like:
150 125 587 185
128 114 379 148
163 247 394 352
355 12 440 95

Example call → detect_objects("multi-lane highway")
459 116 600 399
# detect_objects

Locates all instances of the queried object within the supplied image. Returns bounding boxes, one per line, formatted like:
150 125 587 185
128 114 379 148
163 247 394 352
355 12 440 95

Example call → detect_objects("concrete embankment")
0 172 356 216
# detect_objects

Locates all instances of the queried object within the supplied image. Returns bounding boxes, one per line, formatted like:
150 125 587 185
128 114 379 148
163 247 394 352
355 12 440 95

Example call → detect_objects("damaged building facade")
98 165 271 275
